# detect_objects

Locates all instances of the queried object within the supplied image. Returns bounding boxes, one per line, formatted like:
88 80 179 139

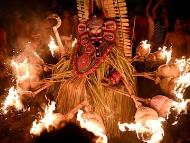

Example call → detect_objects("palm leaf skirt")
52 46 136 137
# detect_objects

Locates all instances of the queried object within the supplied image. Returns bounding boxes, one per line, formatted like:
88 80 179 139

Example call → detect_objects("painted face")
89 26 103 37
73 16 117 76
87 16 104 43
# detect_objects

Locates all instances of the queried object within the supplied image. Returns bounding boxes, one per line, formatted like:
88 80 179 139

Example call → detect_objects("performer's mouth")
91 37 102 46
92 41 101 47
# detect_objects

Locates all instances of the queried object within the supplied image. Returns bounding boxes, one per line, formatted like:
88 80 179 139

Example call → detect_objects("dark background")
0 0 189 20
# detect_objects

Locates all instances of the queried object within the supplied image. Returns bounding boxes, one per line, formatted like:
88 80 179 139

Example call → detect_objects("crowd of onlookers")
129 0 190 60
0 0 78 94
1 0 190 68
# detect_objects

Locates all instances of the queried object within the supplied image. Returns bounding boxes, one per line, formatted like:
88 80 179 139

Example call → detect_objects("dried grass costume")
51 0 136 137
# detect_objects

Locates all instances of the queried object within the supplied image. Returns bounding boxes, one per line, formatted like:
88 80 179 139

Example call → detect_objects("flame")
11 59 30 82
174 73 190 100
72 38 77 48
77 110 107 143
159 46 172 64
175 58 188 72
173 58 190 100
166 58 190 123
141 40 151 50
34 52 40 58
2 87 24 114
30 101 63 136
172 100 190 114
118 118 165 143
48 36 58 57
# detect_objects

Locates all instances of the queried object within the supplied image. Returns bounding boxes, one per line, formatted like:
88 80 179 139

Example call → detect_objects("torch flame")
141 40 151 50
174 73 190 100
48 36 58 57
172 100 190 114
77 110 107 143
159 46 172 64
11 59 30 82
2 87 24 114
173 58 190 100
175 58 189 73
30 101 63 136
166 58 190 123
118 118 165 143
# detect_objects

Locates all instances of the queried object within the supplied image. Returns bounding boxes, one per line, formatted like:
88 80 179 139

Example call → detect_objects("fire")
173 58 190 102
174 73 190 100
118 118 165 143
34 52 40 58
30 101 65 136
2 87 24 114
72 38 77 48
172 100 190 115
11 59 30 82
166 58 190 122
77 110 107 143
175 58 190 73
159 46 172 64
48 36 58 57
141 40 151 50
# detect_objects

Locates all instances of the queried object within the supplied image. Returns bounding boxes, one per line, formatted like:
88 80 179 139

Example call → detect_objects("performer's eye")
97 29 102 34
91 29 96 34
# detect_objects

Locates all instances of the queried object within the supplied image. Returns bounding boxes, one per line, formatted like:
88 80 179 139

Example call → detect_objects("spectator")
164 19 190 61
149 0 169 52
146 0 154 42
130 4 149 57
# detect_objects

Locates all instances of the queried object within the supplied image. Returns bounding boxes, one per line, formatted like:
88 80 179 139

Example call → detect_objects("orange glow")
2 87 24 114
118 118 165 143
158 46 172 64
30 101 64 136
11 59 30 82
72 38 77 48
77 110 107 143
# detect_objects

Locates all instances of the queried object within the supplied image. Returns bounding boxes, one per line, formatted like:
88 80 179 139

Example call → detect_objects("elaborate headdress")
77 0 131 57
75 0 131 76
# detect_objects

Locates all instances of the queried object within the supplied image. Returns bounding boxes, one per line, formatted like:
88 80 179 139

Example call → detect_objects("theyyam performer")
50 0 136 139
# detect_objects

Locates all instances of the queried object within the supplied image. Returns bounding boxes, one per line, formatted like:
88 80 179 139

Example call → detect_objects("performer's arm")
152 0 161 20
146 0 152 18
